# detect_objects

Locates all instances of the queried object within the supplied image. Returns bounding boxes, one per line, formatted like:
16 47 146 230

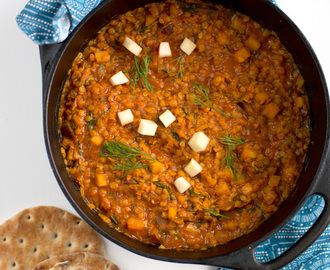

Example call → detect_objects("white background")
0 0 329 269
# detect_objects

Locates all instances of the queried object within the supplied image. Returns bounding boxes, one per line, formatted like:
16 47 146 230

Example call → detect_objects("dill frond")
154 182 173 200
100 140 157 175
189 82 233 118
204 209 230 219
129 55 155 92
168 54 184 79
219 135 245 181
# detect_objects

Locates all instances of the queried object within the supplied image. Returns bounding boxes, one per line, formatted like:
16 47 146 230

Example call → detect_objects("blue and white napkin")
219 195 330 270
16 1 330 269
16 0 105 44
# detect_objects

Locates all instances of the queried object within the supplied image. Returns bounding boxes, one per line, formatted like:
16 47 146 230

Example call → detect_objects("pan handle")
205 156 330 270
39 43 64 104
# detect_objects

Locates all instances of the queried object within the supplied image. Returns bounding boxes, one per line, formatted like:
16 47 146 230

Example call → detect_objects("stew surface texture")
59 0 311 250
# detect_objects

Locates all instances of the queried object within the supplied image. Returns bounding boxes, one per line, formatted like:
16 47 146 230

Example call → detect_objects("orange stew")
59 0 310 250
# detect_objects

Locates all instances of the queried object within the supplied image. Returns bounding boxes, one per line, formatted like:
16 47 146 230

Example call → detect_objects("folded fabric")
16 0 105 45
218 195 330 270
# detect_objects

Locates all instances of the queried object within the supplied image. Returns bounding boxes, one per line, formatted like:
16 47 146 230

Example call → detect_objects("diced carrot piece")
268 175 281 188
218 32 230 45
215 182 231 196
95 173 108 187
94 51 110 63
127 217 145 231
91 135 103 146
168 206 177 219
145 14 157 27
234 47 251 63
295 96 305 108
246 36 261 51
262 102 280 119
255 92 269 105
241 148 257 160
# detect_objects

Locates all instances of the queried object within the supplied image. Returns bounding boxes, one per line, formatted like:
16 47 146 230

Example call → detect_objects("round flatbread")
32 252 119 270
0 206 105 270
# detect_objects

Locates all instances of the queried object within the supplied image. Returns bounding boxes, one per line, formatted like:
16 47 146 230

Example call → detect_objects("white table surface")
0 0 329 269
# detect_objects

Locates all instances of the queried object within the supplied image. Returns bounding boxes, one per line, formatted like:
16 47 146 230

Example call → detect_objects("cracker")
0 206 105 270
32 252 119 270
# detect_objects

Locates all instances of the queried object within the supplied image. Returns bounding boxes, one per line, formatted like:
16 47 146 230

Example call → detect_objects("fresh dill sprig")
154 182 173 200
204 209 230 219
220 136 245 147
168 54 183 79
86 108 110 131
219 135 245 181
189 82 233 118
189 189 206 197
129 55 155 92
100 140 157 175
139 21 158 32
110 215 119 225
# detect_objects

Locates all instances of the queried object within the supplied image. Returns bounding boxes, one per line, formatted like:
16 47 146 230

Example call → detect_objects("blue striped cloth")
16 0 105 44
218 195 330 270
16 1 330 269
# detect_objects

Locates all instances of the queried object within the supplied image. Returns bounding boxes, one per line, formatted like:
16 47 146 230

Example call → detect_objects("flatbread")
0 206 105 270
32 252 119 270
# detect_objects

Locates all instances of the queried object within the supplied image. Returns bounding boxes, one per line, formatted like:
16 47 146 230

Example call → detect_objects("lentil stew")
58 0 311 250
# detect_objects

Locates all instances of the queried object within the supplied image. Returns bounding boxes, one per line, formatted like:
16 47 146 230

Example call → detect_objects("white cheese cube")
180 38 196 55
158 42 172 58
159 110 176 127
188 131 210 152
118 109 134 126
174 177 191 193
138 119 158 136
110 71 129 86
123 37 142 56
184 158 202 177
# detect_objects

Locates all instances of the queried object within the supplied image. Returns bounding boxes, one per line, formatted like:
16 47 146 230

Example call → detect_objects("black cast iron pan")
40 0 330 269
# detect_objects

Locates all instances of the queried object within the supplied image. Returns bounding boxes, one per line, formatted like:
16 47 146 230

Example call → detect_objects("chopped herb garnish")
219 135 245 181
87 112 96 131
253 164 265 174
204 209 229 219
188 189 206 197
181 107 188 115
168 54 183 79
306 118 312 133
249 204 266 220
99 64 104 76
111 215 119 225
154 182 173 200
191 112 198 128
175 231 184 241
171 130 181 142
129 55 155 92
182 3 197 12
279 156 283 165
78 140 82 156
100 140 157 176
86 108 110 131
71 121 77 129
189 82 233 118
139 21 158 32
